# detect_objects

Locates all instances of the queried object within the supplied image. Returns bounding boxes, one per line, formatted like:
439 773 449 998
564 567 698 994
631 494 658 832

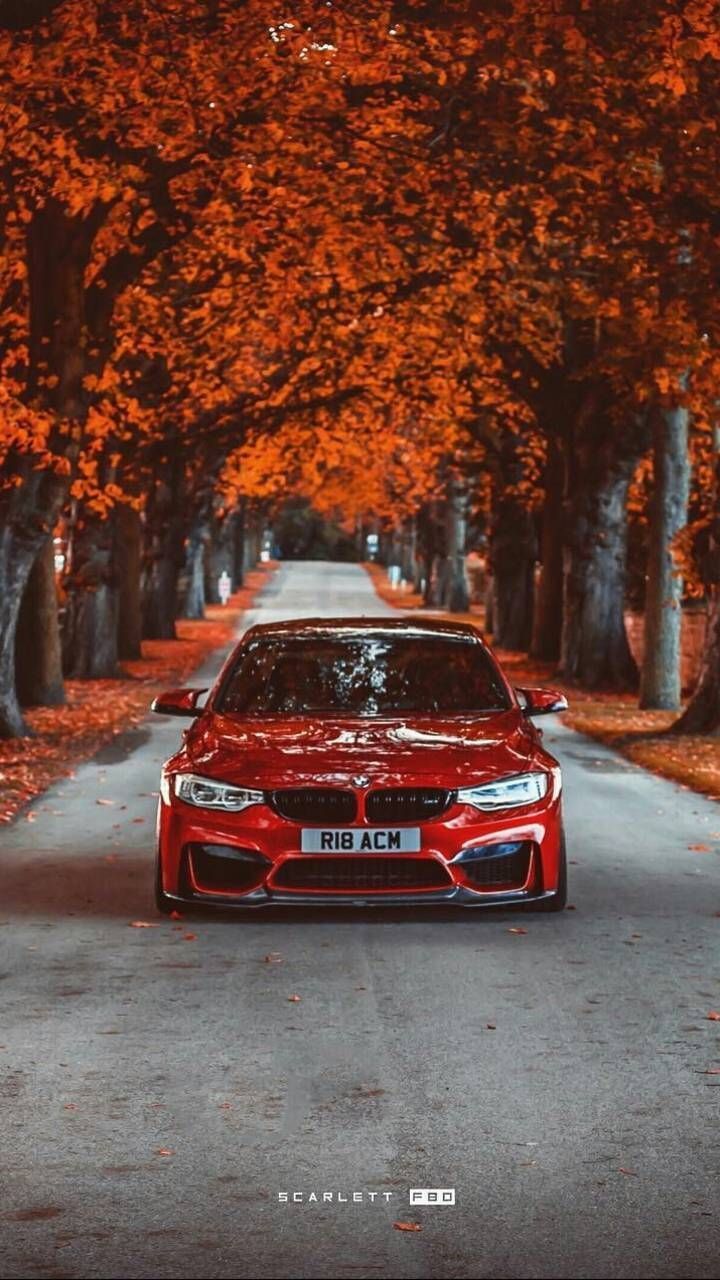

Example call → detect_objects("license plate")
300 827 421 853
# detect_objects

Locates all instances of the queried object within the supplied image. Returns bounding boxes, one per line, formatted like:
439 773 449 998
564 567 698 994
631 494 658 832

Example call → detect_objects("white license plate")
300 827 421 853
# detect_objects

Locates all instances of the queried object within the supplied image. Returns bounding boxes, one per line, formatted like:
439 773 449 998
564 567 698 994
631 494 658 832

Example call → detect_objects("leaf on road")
618 1168 637 1176
155 1148 175 1157
288 994 301 1003
695 1068 720 1075
706 1011 720 1021
96 798 115 806
183 933 197 941
264 952 283 963
689 843 711 852
486 1023 496 1030
26 811 36 822
169 910 183 920
508 926 527 935
394 1221 422 1232
132 817 146 824
129 920 158 929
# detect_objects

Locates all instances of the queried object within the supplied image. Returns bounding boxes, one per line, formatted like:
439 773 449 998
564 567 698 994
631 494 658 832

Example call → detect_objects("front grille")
187 844 270 893
271 788 357 823
272 856 451 892
459 843 532 888
365 788 452 823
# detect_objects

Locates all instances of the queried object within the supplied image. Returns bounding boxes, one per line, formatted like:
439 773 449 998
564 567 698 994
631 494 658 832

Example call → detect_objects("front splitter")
161 884 555 910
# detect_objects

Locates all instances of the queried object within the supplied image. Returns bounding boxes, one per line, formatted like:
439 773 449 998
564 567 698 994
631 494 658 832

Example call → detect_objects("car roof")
241 616 485 644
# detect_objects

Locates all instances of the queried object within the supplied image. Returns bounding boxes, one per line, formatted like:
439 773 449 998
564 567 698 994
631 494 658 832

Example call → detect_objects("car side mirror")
516 686 568 716
150 687 207 717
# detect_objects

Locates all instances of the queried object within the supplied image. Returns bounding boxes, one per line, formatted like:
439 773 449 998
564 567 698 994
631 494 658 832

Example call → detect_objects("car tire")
154 856 175 915
526 829 568 912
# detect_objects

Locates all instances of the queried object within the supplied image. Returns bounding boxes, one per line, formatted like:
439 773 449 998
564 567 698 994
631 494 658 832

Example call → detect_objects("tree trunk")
232 505 246 589
530 433 564 661
15 539 65 706
142 466 186 641
399 519 417 583
560 431 641 689
0 200 97 735
116 504 143 660
441 476 470 612
639 405 690 709
491 503 535 650
62 510 120 679
416 503 442 605
0 540 35 737
243 512 262 574
671 425 720 733
484 572 495 635
181 515 208 620
205 509 237 604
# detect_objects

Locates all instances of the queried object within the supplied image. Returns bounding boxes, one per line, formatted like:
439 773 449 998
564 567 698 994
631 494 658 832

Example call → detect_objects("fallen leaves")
0 569 275 826
688 843 711 853
394 1222 422 1233
154 1148 175 1158
5 1207 64 1222
264 952 283 964
618 1168 637 1177
508 927 527 935
129 920 158 929
287 994 301 1003
706 1011 720 1022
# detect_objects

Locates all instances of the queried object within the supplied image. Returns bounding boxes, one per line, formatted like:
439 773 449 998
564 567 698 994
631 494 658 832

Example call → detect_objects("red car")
151 618 568 913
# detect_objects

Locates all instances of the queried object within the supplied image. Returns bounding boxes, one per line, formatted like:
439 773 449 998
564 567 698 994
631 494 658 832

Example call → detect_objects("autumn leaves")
0 4 719 738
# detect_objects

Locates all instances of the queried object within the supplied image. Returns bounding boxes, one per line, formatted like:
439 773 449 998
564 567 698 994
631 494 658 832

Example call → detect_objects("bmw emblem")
352 774 370 788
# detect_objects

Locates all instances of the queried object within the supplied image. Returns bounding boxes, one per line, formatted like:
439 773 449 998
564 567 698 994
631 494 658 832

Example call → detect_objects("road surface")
1 562 719 1280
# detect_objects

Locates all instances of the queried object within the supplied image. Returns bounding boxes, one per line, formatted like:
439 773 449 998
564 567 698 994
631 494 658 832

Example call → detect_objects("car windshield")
217 633 510 716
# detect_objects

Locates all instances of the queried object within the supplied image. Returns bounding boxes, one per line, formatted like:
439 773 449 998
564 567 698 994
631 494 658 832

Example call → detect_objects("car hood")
178 710 545 790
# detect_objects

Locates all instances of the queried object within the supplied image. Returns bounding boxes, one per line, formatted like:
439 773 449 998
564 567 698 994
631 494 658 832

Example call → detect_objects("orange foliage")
0 3 719 568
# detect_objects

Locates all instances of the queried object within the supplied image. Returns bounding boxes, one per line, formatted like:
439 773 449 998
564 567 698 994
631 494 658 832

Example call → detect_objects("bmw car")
151 618 568 913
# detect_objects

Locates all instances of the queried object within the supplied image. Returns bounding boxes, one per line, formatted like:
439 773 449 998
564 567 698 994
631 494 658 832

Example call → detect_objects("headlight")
173 773 264 812
457 771 548 811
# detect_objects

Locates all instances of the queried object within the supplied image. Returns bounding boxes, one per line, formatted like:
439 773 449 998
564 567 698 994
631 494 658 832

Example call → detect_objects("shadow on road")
0 850 545 928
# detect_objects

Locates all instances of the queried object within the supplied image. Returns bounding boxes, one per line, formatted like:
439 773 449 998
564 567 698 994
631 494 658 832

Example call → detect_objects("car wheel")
527 829 568 913
154 856 175 915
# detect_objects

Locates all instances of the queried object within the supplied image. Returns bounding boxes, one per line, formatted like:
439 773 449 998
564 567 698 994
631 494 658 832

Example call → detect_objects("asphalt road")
1 561 719 1280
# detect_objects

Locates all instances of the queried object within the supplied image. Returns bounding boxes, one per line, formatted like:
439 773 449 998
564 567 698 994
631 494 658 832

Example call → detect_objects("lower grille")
459 843 532 888
366 788 452 823
271 788 357 822
272 856 452 892
187 844 270 894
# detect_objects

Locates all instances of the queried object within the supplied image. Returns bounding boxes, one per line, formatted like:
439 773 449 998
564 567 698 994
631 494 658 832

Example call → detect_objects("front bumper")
157 791 564 910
